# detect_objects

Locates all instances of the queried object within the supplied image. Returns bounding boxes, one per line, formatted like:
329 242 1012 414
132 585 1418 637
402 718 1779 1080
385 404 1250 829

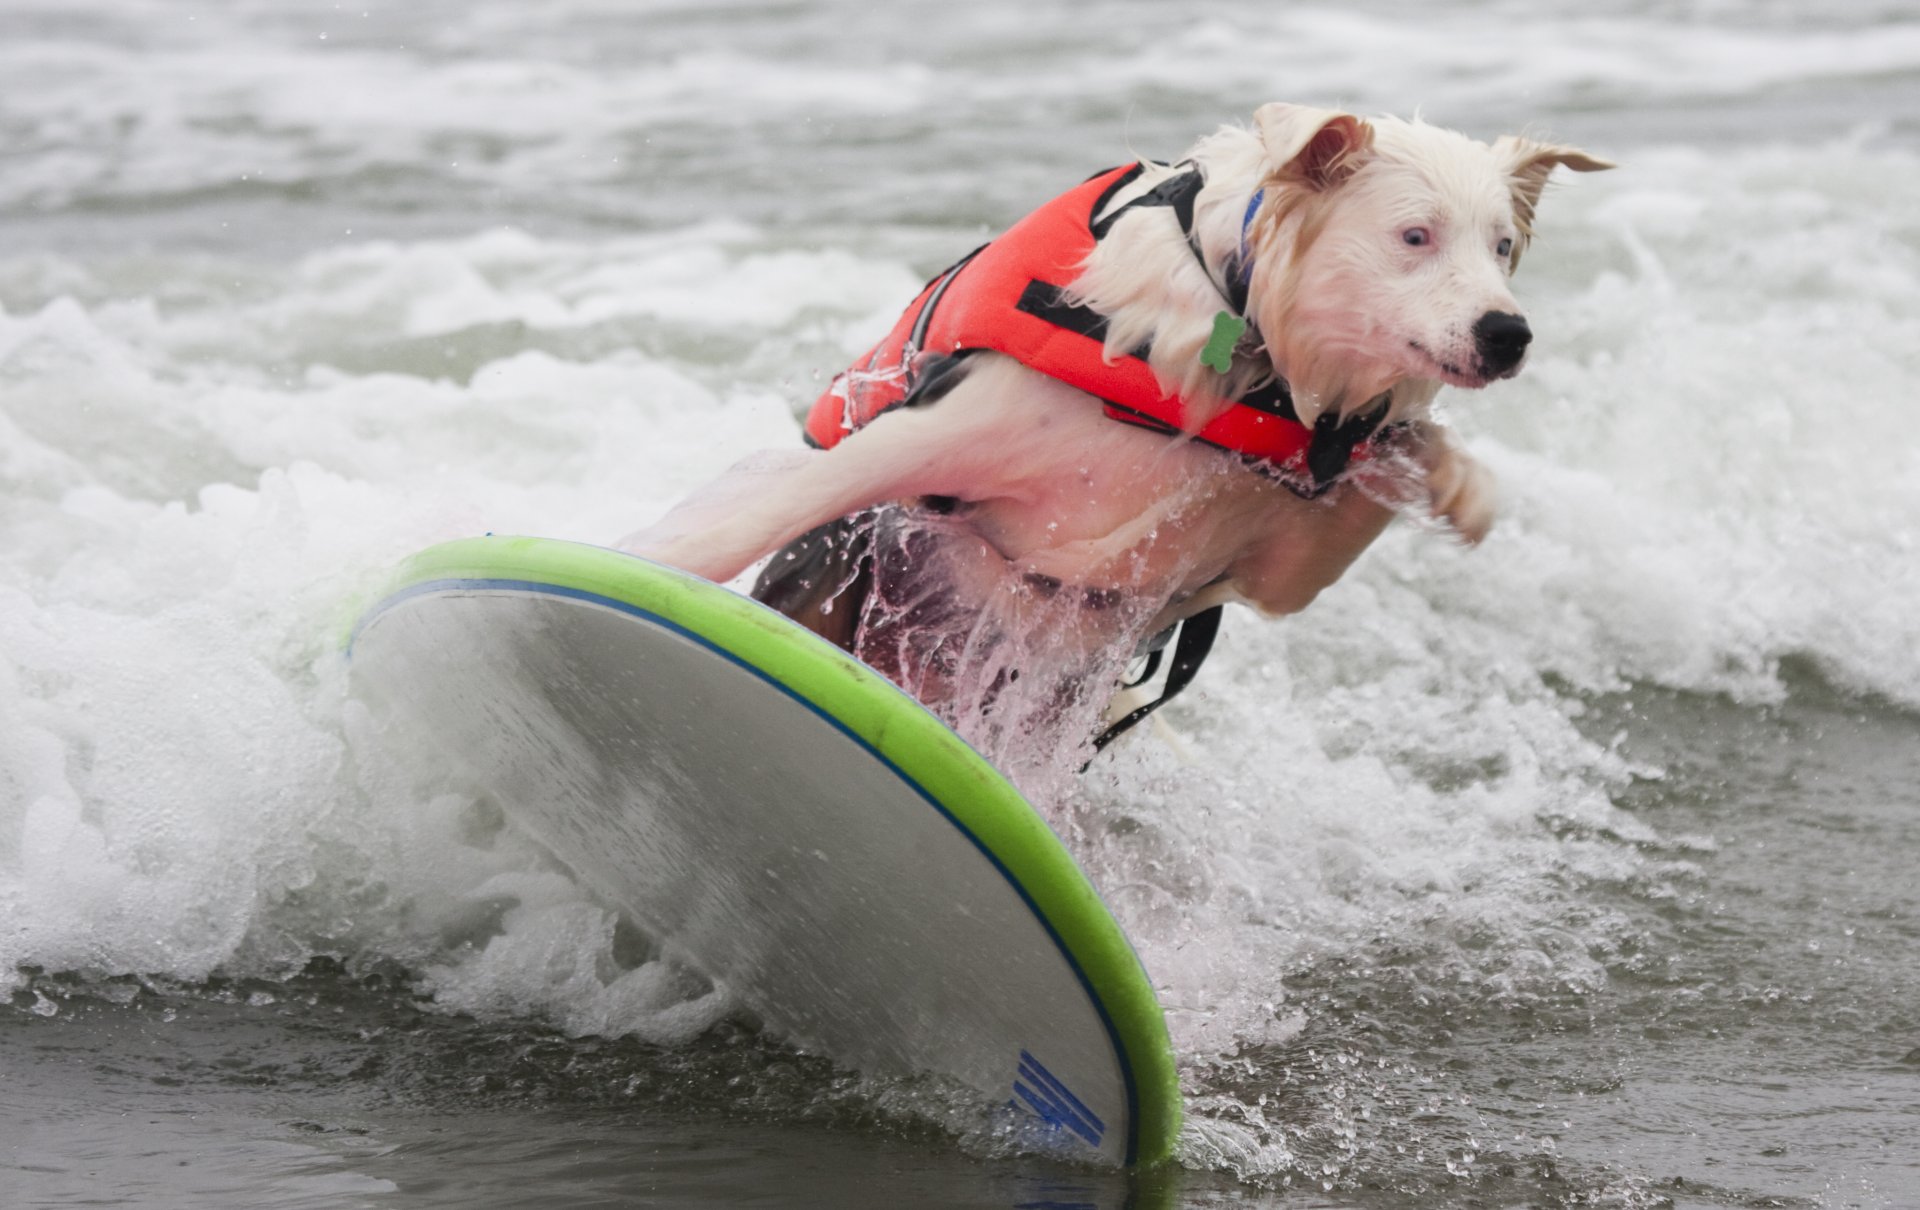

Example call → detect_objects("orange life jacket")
802 163 1390 495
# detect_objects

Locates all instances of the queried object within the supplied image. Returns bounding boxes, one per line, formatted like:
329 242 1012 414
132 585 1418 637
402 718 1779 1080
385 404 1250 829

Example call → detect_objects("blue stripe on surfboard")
352 574 1147 1164
1016 1049 1107 1148
1019 1049 1107 1134
1014 1079 1104 1148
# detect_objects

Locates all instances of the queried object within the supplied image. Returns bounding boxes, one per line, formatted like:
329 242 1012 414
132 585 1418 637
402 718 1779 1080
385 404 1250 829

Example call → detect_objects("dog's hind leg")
620 365 1036 585
622 449 816 569
749 513 873 650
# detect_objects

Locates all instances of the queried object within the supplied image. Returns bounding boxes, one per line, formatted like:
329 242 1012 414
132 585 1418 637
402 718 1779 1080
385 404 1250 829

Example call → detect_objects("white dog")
627 104 1608 769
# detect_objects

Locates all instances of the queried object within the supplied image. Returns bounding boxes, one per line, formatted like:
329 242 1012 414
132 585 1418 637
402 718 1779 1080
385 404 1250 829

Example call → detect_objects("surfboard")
347 536 1180 1166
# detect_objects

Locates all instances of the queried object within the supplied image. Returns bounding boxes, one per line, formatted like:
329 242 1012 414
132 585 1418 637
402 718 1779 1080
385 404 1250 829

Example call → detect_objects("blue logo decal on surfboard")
1013 1050 1106 1149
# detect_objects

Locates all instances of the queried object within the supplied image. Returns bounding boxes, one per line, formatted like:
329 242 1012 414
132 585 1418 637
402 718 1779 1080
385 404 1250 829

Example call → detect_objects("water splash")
853 504 1179 802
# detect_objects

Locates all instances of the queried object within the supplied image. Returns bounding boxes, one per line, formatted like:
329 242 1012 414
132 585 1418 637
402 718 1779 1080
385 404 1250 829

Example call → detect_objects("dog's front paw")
1412 426 1497 545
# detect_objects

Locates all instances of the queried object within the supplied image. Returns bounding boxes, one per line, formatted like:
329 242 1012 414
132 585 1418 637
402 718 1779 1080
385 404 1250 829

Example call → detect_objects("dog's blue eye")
1402 227 1431 247
1497 237 1514 257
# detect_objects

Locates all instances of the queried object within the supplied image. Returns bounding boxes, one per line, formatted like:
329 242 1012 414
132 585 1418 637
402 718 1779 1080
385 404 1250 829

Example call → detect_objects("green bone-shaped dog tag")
1201 310 1245 374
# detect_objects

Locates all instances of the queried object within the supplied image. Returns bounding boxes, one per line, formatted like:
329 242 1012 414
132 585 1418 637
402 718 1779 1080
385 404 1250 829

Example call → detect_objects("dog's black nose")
1473 311 1532 375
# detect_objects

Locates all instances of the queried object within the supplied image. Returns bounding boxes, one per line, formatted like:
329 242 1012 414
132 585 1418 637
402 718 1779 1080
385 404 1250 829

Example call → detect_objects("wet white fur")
625 105 1607 662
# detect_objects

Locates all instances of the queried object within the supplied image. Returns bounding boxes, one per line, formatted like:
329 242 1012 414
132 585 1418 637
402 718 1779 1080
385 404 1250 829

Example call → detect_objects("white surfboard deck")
347 536 1179 1166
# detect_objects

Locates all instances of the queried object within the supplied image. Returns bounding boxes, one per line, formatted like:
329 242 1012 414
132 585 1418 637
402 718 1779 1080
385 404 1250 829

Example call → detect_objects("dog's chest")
962 423 1304 595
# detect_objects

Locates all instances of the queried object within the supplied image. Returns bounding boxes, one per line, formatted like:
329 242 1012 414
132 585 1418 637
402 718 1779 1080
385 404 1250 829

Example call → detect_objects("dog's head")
1246 104 1611 421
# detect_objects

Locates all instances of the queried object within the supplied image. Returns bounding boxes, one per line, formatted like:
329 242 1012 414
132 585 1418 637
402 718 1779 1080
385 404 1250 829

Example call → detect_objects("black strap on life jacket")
1090 163 1254 323
1309 394 1394 485
1087 604 1223 757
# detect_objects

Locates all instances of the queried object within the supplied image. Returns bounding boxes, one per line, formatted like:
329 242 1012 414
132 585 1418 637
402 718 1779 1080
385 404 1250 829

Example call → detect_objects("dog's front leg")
1401 420 1496 545
1228 422 1497 615
1229 483 1399 617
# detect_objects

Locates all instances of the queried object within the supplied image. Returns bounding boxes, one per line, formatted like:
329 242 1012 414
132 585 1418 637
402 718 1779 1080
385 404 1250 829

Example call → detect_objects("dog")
624 104 1609 773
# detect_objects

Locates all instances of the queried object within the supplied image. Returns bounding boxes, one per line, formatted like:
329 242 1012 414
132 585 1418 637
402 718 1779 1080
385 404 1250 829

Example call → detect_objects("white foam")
0 17 935 212
1107 9 1920 113
0 222 902 1005
418 875 733 1045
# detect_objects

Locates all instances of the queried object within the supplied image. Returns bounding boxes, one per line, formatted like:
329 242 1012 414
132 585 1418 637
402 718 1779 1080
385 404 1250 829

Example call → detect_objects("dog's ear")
1254 103 1374 191
1494 137 1614 269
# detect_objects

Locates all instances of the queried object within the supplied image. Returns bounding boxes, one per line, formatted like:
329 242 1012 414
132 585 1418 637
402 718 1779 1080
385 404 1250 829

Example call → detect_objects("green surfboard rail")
352 534 1182 1165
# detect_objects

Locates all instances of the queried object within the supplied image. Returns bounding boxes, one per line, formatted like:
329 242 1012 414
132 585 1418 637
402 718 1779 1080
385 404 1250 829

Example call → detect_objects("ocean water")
4 1 1919 1206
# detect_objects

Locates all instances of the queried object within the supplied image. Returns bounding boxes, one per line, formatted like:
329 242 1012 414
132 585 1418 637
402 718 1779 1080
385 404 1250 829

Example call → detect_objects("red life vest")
802 163 1387 494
